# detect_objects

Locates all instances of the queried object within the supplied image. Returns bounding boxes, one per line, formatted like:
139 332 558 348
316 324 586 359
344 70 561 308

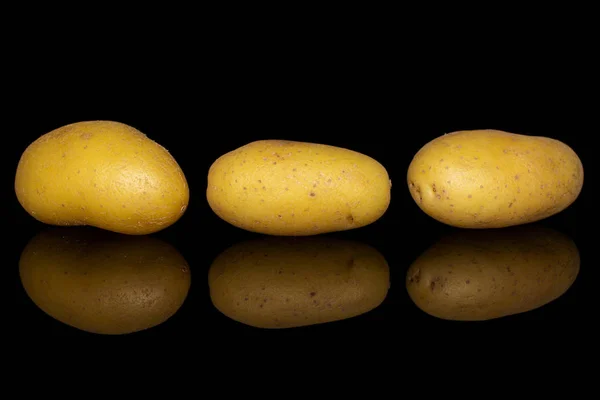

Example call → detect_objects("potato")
19 227 191 335
206 140 391 235
405 225 579 321
407 129 583 228
15 120 189 235
208 237 390 329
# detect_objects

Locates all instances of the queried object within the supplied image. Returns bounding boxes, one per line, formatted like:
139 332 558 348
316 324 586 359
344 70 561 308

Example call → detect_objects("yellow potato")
407 129 583 228
206 140 391 235
19 227 191 335
208 237 390 329
405 225 579 321
15 120 189 235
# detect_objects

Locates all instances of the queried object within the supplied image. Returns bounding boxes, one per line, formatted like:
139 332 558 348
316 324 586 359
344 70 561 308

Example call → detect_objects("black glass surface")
9 56 592 346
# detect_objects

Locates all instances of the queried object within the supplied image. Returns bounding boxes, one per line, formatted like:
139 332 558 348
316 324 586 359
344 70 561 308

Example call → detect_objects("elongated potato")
406 225 579 321
407 129 583 228
207 140 391 235
208 237 390 328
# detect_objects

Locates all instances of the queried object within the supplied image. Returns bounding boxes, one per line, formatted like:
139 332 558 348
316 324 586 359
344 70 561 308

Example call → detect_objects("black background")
7 12 594 348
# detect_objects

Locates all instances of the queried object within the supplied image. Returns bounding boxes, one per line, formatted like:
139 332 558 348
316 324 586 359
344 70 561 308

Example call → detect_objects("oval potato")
207 140 391 235
208 237 390 329
15 120 189 235
407 129 583 228
405 225 579 321
19 227 191 335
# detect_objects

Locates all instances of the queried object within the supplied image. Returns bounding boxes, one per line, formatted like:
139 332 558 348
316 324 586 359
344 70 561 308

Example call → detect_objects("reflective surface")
13 219 586 338
18 227 191 335
406 225 579 321
208 236 389 329
10 15 594 352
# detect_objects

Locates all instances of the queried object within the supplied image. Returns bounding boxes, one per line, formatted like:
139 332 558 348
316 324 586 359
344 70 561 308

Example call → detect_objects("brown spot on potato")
310 292 316 297
408 268 421 283
309 192 316 197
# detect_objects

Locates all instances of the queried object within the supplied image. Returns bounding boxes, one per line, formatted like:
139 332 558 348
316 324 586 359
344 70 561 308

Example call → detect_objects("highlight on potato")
407 129 583 228
206 139 391 236
14 120 189 235
405 224 579 321
19 227 191 335
208 236 390 329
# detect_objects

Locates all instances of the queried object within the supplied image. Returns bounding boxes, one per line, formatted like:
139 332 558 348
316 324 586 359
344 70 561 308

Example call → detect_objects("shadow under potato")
405 224 580 321
19 226 191 335
208 236 390 329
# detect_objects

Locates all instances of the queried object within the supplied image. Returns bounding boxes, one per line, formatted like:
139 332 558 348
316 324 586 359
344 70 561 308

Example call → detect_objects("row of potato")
14 120 583 332
15 120 583 235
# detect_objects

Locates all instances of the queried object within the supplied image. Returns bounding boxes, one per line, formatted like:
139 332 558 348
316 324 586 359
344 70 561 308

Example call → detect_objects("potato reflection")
406 224 579 321
19 227 191 335
208 237 389 329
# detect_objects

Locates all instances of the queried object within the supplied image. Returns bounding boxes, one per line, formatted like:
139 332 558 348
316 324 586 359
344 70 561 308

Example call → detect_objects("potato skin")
407 129 583 228
15 120 189 235
19 227 191 335
208 237 390 329
405 225 579 321
206 140 391 235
